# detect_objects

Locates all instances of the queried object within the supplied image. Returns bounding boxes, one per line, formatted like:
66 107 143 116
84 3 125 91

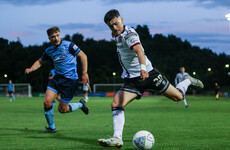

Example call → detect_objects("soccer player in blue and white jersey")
175 67 189 108
25 27 89 133
98 9 204 148
8 80 15 102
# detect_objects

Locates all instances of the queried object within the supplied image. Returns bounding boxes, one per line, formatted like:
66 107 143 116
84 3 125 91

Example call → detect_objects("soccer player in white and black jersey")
175 67 189 108
98 9 204 148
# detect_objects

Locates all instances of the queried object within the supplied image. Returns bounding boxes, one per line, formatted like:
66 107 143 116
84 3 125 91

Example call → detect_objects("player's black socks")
112 107 124 111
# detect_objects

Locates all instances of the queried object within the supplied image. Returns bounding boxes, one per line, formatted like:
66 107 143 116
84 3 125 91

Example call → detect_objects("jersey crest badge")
61 46 65 52
118 36 122 43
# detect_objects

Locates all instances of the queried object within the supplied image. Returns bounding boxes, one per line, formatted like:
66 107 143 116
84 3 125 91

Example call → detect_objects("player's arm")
132 44 149 80
48 76 53 80
88 84 92 92
13 85 15 93
77 51 89 85
174 75 178 86
25 58 45 74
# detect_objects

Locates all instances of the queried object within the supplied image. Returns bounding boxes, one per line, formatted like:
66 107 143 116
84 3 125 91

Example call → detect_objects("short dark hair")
47 26 60 36
104 9 121 23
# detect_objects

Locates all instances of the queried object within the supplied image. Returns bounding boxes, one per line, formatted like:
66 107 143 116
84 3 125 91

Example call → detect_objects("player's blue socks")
44 106 55 129
12 96 15 102
69 102 83 112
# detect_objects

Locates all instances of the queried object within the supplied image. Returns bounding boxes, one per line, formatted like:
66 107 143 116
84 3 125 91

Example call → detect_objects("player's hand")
25 68 32 74
82 73 89 85
140 70 149 80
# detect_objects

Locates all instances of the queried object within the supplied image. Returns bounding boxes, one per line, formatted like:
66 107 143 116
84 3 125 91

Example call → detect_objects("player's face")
180 67 185 73
106 16 124 36
49 31 61 47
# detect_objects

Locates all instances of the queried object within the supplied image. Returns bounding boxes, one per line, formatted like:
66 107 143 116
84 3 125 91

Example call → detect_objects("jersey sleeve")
124 30 140 49
175 74 180 86
41 52 52 61
69 42 81 56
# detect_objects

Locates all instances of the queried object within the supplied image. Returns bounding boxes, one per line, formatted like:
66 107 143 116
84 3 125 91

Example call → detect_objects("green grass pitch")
0 96 230 150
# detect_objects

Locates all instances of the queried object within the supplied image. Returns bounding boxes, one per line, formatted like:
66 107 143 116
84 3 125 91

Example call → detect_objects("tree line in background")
0 25 229 93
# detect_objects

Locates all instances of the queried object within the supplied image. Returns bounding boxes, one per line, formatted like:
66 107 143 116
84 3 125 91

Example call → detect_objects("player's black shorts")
47 75 78 103
83 91 88 94
120 68 169 99
8 91 13 95
215 91 219 95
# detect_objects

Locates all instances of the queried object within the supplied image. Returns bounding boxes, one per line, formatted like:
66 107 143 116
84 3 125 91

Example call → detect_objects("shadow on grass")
0 128 134 149
0 127 102 149
0 127 41 136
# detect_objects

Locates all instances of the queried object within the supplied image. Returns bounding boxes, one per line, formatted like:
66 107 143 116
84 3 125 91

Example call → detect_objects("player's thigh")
163 84 183 101
112 90 137 108
44 89 58 107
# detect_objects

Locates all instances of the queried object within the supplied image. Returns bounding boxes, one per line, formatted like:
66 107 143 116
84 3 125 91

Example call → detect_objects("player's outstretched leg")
98 136 123 148
184 75 204 88
183 98 189 108
12 95 15 102
68 99 89 115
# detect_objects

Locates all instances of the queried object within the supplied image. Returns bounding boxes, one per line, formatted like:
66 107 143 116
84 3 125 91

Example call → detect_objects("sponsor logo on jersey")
61 55 66 59
129 37 138 44
54 56 61 61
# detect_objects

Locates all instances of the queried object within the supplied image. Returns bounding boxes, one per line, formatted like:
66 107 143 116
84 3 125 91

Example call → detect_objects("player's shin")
112 107 125 140
44 106 55 129
69 102 83 112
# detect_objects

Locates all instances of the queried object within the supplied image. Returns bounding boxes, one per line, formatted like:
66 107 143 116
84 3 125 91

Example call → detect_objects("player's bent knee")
58 108 67 113
58 106 69 113
178 94 183 100
43 100 52 108
173 93 183 101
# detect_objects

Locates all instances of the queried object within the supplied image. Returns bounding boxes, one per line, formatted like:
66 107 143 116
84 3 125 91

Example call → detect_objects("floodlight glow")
225 13 230 20
4 74 7 78
193 72 196 75
225 13 230 28
207 68 211 72
225 64 229 68
112 72 116 76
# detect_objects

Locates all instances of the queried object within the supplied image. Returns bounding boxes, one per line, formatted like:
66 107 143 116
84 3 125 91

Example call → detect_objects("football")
132 130 155 150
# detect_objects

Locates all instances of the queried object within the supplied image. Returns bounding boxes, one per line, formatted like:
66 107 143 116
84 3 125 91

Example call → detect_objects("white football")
132 130 155 150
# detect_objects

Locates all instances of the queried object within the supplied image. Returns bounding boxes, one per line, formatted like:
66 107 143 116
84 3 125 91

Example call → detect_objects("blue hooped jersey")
8 83 14 92
41 40 81 80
